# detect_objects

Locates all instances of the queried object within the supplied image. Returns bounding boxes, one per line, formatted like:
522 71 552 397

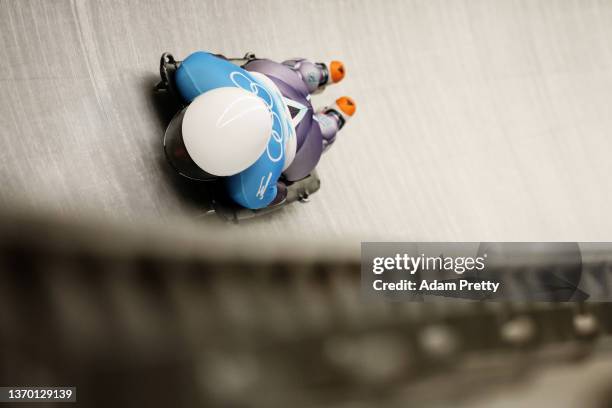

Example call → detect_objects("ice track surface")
2 0 612 243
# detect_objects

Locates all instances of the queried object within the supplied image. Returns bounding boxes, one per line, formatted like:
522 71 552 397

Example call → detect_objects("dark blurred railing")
1 206 612 407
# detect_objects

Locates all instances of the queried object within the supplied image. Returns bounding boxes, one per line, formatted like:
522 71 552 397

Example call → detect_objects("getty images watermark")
372 251 498 293
360 242 608 301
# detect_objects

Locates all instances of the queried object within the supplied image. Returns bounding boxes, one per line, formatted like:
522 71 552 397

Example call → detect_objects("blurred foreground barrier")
1 206 612 407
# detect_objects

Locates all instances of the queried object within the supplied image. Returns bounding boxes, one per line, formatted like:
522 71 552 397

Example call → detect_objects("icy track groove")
2 0 612 243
